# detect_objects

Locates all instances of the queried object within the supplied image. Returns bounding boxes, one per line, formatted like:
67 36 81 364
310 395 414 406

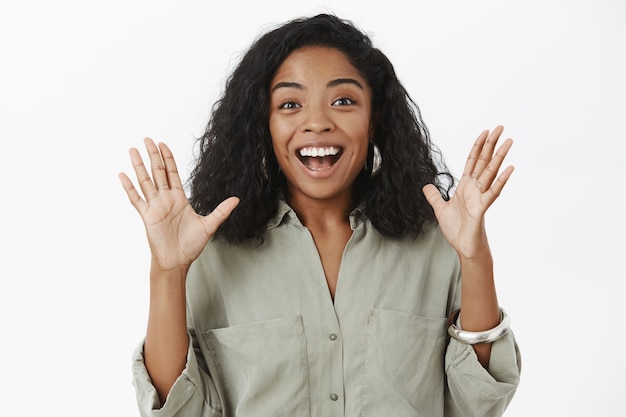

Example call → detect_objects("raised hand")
119 138 239 273
422 126 514 259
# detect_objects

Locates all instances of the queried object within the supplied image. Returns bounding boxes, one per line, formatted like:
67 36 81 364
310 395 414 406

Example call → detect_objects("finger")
202 197 241 236
158 142 184 192
462 129 489 177
144 137 170 191
129 146 158 201
422 184 445 214
483 165 514 205
476 138 513 192
118 172 148 214
471 125 504 179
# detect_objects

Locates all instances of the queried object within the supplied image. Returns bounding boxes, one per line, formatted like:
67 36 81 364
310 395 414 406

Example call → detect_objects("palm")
140 186 210 271
423 126 514 258
119 138 239 272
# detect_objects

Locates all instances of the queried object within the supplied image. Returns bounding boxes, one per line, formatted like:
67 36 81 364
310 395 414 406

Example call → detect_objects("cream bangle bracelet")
447 309 510 344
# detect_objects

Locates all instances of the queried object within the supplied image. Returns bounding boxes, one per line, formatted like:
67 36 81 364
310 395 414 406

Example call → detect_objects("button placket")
326 330 342 407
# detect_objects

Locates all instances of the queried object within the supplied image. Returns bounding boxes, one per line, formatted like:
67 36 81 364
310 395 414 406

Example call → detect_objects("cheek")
268 119 293 168
269 116 290 148
353 123 372 166
353 117 372 151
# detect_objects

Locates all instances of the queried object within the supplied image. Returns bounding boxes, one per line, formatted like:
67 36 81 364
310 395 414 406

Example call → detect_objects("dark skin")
287 196 354 300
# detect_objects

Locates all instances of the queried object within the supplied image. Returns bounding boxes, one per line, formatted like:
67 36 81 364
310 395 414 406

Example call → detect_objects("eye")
279 101 301 110
332 97 355 106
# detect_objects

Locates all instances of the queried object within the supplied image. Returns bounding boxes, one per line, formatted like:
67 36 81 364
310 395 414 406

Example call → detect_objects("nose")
301 104 334 134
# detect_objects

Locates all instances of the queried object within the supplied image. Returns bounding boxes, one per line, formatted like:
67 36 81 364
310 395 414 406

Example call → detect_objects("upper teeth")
299 146 340 157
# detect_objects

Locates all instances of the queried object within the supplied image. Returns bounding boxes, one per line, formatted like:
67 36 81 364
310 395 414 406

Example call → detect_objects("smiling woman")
267 46 374 296
119 13 520 417
269 47 372 213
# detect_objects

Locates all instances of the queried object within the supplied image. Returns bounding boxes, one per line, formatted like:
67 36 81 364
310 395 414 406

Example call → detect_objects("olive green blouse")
132 200 521 417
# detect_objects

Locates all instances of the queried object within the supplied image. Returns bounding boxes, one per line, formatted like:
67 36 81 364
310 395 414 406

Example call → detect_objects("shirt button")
330 393 339 401
329 333 338 341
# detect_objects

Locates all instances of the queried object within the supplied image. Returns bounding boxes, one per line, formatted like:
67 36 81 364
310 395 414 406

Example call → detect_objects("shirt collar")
266 196 367 231
266 197 298 229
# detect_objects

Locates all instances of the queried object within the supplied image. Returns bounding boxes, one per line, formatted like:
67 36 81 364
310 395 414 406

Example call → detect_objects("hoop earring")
365 142 382 178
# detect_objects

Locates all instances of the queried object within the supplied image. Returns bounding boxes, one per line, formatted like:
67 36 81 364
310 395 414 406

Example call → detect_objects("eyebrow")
271 81 303 92
327 78 363 89
271 78 364 92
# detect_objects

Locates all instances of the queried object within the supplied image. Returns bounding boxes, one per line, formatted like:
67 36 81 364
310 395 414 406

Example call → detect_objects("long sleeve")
131 332 222 417
130 209 521 416
444 331 521 417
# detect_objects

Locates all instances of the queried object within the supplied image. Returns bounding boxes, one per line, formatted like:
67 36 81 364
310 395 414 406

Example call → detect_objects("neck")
287 192 354 231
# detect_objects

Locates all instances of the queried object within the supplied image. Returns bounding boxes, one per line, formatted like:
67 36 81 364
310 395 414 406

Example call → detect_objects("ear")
369 109 380 140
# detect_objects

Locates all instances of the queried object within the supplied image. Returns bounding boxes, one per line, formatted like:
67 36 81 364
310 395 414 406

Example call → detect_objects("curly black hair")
188 13 454 243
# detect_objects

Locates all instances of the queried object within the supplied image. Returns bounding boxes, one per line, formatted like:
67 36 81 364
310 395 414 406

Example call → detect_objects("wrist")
150 262 189 291
150 256 190 276
454 233 493 260
458 248 493 269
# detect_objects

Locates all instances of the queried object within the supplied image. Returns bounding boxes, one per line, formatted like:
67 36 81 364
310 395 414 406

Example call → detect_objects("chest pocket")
203 315 310 417
362 308 447 417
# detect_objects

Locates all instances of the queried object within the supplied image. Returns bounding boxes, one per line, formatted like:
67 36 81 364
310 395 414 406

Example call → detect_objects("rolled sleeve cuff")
131 334 202 417
445 331 521 416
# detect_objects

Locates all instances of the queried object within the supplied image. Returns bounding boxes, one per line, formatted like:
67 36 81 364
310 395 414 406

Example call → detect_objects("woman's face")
269 46 372 208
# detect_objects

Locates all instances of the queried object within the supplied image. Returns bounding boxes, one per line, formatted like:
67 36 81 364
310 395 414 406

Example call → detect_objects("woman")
120 13 521 417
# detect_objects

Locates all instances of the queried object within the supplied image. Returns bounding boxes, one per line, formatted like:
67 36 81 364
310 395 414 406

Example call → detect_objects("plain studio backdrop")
1 1 624 416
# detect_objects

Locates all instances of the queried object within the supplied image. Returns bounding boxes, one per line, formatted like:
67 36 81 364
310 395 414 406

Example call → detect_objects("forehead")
271 46 368 87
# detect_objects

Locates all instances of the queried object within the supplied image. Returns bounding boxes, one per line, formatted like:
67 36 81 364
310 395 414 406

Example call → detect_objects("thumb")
422 184 444 212
202 196 240 236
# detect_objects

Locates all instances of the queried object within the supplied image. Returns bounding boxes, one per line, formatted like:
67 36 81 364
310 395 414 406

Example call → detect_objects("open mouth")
298 146 343 171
